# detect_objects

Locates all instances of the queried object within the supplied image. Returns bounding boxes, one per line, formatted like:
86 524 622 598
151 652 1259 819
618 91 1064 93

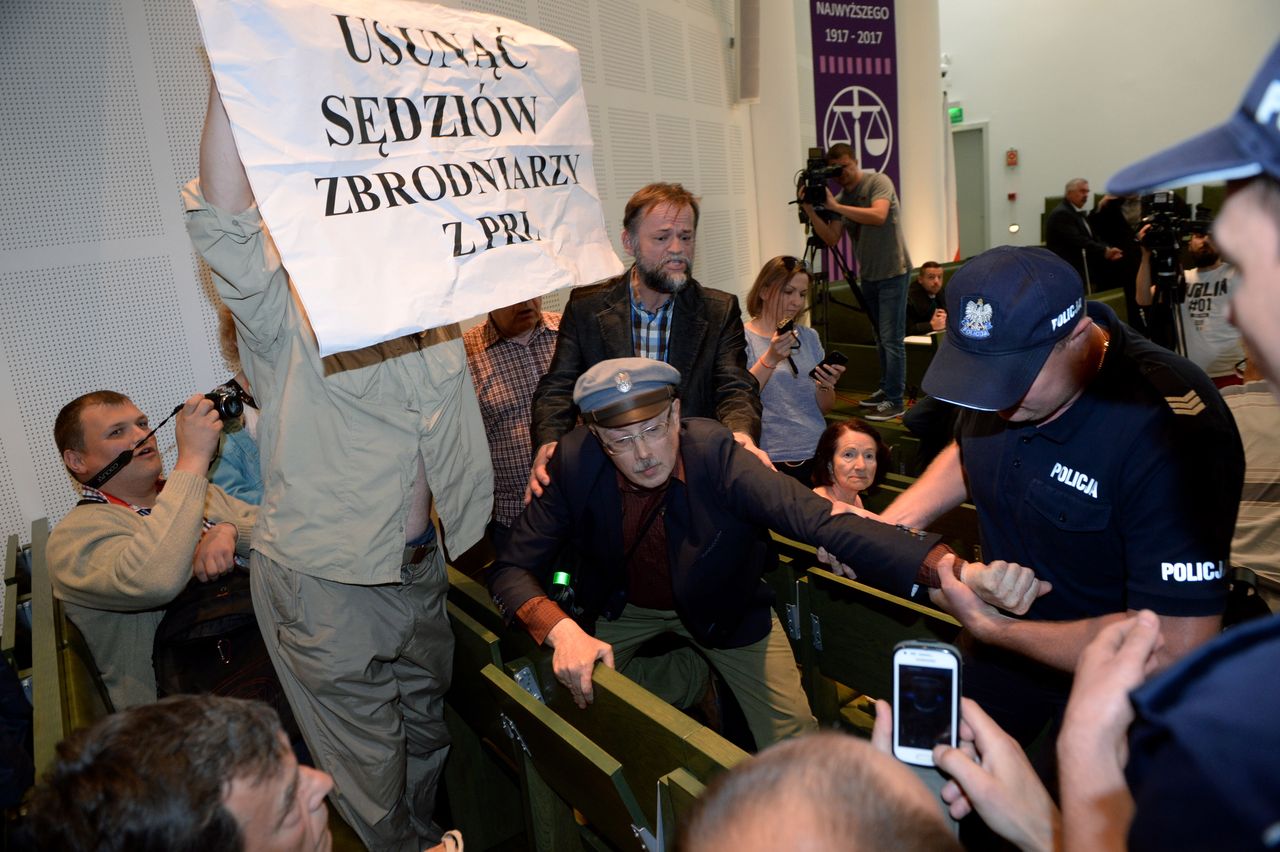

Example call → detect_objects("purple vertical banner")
809 1 900 187
809 2 899 280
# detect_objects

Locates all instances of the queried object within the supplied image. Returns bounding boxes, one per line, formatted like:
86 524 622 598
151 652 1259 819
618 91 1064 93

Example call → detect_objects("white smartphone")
892 640 961 767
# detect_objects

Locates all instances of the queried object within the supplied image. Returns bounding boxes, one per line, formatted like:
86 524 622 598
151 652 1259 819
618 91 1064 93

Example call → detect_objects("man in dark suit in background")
1045 177 1124 289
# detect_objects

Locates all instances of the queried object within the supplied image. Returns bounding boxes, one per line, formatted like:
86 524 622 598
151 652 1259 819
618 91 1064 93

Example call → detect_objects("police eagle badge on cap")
960 298 994 339
615 371 632 393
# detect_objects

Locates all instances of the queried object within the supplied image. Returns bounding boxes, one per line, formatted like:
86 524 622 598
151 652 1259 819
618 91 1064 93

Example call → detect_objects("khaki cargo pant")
251 545 451 852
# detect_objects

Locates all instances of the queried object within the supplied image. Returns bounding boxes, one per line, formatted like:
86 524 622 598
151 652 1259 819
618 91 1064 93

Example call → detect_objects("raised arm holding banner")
192 0 622 355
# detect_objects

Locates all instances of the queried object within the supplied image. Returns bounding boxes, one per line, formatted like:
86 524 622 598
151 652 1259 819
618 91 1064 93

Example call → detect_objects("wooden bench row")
443 525 974 850
764 532 961 732
17 519 112 776
443 566 749 851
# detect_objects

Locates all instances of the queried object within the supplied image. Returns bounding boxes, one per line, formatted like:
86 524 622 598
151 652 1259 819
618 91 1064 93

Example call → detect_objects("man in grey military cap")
488 357 1044 748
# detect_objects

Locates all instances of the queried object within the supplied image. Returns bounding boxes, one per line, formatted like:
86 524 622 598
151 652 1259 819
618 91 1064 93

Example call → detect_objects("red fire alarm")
1005 148 1019 167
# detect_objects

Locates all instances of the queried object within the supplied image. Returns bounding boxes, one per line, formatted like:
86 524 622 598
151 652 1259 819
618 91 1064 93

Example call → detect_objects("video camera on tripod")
1137 191 1213 356
790 147 877 347
1138 191 1211 305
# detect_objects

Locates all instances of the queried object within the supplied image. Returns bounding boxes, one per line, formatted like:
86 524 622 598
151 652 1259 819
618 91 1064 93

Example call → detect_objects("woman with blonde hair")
744 255 845 484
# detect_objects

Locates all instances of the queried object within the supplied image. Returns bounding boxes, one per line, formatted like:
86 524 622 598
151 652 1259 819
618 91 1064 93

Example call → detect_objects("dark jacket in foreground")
530 273 762 448
489 418 940 649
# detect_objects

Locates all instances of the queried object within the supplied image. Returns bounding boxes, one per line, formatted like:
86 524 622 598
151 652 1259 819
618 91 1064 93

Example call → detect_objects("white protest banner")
192 0 623 356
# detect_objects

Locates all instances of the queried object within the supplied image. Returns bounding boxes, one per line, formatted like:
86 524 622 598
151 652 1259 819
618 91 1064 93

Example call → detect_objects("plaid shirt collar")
627 269 675 317
628 269 676 362
478 312 560 350
81 479 231 561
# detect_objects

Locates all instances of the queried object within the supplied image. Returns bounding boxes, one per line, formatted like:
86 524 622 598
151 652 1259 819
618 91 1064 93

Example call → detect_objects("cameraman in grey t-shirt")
802 144 912 421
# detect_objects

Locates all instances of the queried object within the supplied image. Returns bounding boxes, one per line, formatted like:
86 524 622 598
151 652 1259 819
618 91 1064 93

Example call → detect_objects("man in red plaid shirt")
464 298 561 549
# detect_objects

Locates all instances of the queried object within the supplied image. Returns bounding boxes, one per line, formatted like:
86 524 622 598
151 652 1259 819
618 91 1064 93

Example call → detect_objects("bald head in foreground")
681 732 960 852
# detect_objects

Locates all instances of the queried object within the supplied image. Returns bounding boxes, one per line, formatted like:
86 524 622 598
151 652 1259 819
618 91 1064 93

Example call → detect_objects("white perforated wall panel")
0 0 165 251
0 434 24 545
537 0 598 85
0 0 759 558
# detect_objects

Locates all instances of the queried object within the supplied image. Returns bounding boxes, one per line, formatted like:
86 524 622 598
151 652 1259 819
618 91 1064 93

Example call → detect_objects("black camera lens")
205 385 244 421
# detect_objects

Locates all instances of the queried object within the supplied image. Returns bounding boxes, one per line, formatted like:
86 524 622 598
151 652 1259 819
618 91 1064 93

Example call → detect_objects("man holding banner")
185 81 492 850
184 1 624 845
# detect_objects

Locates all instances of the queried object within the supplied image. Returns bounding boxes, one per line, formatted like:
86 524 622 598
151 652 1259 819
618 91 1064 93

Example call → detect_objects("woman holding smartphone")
744 255 846 484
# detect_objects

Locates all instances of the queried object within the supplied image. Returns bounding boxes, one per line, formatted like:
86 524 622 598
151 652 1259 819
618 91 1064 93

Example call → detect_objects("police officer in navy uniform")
881 245 1244 748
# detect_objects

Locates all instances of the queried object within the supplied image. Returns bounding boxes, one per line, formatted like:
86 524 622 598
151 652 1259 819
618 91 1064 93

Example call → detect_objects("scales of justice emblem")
822 85 893 174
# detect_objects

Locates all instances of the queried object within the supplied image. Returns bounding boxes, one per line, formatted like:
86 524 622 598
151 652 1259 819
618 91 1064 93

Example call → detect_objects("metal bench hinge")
499 713 531 756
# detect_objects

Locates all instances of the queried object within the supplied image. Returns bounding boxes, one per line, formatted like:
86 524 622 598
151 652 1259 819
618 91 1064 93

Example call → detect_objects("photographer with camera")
800 145 912 421
47 389 255 710
1134 218 1244 385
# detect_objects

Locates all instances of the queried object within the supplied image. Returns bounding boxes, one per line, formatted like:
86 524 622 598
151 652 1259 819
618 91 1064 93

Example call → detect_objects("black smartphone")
892 640 961 767
808 350 848 380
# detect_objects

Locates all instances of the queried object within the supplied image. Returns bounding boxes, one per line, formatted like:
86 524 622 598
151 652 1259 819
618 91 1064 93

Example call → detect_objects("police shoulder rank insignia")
615 371 632 393
1164 390 1205 416
960 298 994 339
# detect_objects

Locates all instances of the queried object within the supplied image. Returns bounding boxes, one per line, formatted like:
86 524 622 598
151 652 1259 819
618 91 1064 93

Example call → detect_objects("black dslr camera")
205 382 245 422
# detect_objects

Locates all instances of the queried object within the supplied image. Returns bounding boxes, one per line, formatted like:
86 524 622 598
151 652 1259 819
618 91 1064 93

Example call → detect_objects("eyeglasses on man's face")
595 406 675 455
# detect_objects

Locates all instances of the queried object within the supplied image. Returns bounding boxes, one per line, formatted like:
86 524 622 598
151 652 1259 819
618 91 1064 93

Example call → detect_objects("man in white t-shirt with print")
1136 226 1244 384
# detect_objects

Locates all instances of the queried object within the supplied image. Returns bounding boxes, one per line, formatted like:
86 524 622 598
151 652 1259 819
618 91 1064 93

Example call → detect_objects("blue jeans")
859 272 909 405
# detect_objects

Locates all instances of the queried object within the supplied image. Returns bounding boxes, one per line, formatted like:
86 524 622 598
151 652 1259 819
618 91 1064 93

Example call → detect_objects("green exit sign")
949 106 964 124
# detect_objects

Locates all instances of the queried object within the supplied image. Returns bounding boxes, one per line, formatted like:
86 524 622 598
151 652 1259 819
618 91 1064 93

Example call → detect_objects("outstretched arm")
199 80 254 214
880 442 969 528
937 567 1211 672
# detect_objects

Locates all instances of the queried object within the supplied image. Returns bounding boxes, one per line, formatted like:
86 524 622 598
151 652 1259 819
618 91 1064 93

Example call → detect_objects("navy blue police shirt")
956 302 1243 622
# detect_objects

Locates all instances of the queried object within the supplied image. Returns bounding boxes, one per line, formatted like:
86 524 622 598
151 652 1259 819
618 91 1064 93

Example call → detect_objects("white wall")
747 1 809 266
940 0 1279 248
895 2 946 263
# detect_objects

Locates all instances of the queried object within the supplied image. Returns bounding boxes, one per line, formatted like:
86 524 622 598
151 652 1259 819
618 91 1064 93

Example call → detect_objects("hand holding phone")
893 640 961 767
808 350 849 380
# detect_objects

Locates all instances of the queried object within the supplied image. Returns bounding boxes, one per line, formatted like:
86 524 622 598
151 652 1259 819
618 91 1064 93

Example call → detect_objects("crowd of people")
12 37 1280 852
